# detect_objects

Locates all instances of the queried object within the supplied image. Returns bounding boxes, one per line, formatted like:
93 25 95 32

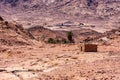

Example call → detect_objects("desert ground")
0 15 120 80
0 40 120 80
0 0 120 80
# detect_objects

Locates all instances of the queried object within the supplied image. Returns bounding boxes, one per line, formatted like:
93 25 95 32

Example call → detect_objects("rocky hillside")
0 0 119 31
28 25 102 43
0 16 34 46
0 0 120 16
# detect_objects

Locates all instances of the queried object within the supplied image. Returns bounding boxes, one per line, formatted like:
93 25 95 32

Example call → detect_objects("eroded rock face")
0 0 119 16
0 16 34 46
0 0 119 29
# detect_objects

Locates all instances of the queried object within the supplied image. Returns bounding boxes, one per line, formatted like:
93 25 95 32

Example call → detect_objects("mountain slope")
0 16 34 46
0 0 119 15
0 0 119 29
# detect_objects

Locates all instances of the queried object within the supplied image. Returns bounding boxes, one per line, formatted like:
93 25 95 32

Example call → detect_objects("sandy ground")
0 43 120 80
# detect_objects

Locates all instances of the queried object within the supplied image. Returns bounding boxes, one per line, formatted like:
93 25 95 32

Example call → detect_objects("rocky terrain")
28 25 102 43
0 0 120 80
0 0 120 31
0 16 120 80
0 16 34 46
0 43 120 80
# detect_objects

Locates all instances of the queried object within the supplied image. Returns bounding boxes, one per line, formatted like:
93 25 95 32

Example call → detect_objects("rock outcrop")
0 16 34 46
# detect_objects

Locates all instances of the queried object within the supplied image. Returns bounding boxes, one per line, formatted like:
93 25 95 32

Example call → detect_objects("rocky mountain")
0 0 120 15
0 0 119 30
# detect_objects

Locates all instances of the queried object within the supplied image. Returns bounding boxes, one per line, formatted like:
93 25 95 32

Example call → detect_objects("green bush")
66 31 74 43
48 38 55 43
61 38 68 44
56 39 60 43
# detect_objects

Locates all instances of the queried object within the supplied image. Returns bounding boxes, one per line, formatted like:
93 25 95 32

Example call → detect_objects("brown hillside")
28 26 102 43
0 16 34 46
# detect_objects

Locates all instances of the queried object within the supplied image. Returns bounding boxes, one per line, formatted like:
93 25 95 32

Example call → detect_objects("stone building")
78 43 98 52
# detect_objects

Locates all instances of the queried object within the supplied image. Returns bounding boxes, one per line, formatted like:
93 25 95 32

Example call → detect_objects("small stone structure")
78 43 98 52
